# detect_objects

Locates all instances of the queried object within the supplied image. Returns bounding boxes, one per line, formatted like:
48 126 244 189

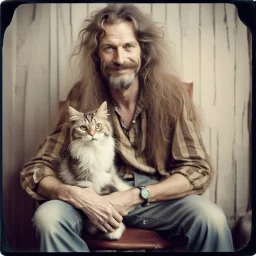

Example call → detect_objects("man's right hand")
37 176 123 234
59 185 123 234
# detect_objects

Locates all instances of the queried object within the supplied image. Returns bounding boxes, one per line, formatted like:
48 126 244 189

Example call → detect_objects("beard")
108 72 136 90
101 61 139 90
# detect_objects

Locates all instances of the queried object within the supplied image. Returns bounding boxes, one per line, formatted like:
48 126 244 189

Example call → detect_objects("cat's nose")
88 129 95 136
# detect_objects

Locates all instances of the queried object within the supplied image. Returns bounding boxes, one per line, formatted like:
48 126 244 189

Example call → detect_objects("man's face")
98 21 141 90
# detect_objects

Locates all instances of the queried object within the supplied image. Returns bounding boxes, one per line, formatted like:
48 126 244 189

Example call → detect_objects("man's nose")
114 48 125 64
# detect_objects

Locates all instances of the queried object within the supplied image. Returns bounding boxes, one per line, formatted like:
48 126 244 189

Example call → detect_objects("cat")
58 101 133 240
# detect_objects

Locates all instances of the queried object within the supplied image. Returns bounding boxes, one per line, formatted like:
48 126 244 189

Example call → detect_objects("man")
20 4 234 252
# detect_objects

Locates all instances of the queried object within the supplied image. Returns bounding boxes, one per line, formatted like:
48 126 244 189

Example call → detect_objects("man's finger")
97 224 108 234
112 208 123 222
102 223 114 233
108 217 120 229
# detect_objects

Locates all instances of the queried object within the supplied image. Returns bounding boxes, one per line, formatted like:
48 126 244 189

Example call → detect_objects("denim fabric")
32 172 234 252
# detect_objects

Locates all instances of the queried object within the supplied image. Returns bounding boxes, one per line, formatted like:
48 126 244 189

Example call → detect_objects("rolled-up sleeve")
20 125 70 201
169 100 214 194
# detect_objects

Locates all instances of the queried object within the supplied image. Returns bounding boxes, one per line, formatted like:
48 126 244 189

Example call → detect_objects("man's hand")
103 188 142 216
59 185 123 234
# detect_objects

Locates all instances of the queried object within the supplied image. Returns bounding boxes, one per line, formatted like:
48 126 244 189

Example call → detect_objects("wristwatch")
138 186 150 206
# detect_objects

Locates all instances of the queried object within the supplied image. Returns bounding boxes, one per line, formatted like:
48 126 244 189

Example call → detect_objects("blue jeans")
32 173 234 252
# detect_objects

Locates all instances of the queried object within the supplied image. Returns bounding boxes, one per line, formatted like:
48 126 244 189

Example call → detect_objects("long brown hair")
60 4 202 170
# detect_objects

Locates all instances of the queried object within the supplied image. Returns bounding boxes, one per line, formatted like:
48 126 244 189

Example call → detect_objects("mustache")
105 62 138 71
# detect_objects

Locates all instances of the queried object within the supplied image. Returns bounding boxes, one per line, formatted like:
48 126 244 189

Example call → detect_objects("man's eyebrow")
100 41 138 47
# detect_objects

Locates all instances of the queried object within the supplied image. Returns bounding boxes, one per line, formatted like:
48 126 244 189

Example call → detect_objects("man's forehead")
100 22 137 43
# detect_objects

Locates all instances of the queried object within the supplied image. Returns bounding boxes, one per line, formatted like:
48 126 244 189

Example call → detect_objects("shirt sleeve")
168 99 214 194
20 124 70 201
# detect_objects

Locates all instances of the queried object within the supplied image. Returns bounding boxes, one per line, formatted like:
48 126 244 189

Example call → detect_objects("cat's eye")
80 125 87 131
95 123 102 130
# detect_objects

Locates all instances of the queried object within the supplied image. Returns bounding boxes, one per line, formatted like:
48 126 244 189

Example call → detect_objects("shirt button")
132 120 136 124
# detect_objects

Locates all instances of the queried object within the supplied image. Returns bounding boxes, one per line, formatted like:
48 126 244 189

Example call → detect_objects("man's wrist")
131 187 144 206
57 184 92 209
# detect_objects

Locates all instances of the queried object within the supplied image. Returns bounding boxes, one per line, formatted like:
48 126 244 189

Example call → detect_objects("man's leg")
32 200 89 252
123 173 234 252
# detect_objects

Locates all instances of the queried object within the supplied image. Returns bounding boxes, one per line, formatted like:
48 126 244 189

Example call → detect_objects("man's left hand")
103 188 141 216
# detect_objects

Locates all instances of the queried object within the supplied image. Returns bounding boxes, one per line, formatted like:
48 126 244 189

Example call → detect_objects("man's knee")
185 195 229 230
32 200 82 234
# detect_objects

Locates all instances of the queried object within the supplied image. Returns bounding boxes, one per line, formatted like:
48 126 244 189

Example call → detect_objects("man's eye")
125 45 134 50
80 125 87 131
104 47 114 52
95 123 102 130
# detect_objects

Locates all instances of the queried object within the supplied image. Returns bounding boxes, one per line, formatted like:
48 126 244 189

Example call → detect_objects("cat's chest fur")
59 136 116 193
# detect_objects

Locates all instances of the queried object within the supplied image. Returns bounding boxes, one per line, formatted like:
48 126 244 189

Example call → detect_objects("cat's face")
68 102 112 144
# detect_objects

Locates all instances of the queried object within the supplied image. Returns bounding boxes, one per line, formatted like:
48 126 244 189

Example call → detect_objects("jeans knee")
32 200 82 235
190 202 229 232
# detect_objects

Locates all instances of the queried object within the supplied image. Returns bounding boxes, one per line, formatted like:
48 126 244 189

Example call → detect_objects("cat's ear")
96 101 109 119
68 106 83 121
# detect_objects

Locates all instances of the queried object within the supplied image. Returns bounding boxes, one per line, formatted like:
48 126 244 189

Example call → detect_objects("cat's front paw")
102 222 126 240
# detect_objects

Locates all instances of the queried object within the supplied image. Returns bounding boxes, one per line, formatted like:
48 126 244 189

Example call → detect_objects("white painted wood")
23 4 51 161
152 4 166 31
214 3 236 218
166 4 182 76
233 7 250 218
68 3 89 94
49 3 59 129
133 3 151 15
70 3 88 44
57 4 73 101
3 2 17 229
199 3 216 202
180 4 200 105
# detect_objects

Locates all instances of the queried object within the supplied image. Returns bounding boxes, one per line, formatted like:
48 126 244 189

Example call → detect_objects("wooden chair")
82 228 185 252
80 82 193 252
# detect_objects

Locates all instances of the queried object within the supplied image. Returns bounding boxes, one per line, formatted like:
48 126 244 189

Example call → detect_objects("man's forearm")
146 173 194 202
37 176 86 208
128 173 194 207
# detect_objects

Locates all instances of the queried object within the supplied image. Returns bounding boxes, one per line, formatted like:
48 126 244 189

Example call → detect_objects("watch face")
141 188 150 199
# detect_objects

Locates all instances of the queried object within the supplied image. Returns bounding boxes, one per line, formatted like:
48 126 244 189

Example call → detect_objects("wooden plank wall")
2 3 251 251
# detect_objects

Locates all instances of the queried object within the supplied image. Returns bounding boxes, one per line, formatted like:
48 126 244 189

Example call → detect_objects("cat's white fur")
58 101 132 240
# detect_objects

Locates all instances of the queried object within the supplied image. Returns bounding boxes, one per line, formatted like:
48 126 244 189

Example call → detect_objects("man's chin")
107 74 136 90
108 81 132 91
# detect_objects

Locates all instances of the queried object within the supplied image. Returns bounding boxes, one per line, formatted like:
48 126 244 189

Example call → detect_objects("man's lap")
34 172 227 238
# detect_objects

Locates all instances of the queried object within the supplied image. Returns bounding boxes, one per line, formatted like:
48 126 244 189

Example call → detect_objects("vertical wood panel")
180 4 200 105
70 3 88 43
24 4 51 161
57 4 72 101
152 4 166 30
166 4 182 76
199 3 216 202
50 3 59 129
133 3 151 15
214 3 236 219
3 7 17 251
233 6 250 217
3 4 38 250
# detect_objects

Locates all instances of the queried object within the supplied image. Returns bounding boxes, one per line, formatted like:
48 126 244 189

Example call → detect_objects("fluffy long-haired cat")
58 101 132 240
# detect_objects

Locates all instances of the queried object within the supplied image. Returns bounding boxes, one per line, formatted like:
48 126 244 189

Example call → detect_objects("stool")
82 228 184 252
